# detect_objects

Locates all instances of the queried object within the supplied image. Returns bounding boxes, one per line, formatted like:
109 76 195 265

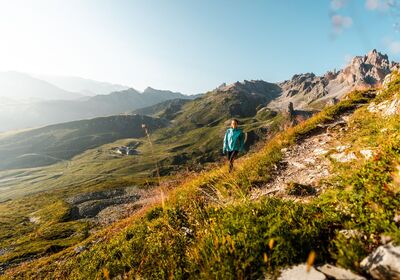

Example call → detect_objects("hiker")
223 119 245 172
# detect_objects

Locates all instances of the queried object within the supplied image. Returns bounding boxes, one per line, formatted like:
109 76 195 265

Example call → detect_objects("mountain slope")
1 50 394 133
270 49 398 110
0 114 169 170
2 51 400 279
173 80 282 128
132 98 191 120
6 72 400 280
35 75 129 96
0 87 193 132
142 87 189 100
0 80 288 171
0 71 83 101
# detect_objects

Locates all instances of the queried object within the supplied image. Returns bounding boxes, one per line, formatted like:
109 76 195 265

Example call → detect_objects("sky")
0 0 399 95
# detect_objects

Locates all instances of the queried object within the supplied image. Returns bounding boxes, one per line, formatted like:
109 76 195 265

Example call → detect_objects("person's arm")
239 131 245 152
223 130 228 154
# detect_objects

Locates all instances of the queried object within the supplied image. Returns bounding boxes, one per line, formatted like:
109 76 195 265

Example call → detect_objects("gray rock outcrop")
66 187 140 220
360 243 400 280
278 264 327 280
268 50 396 110
317 264 366 280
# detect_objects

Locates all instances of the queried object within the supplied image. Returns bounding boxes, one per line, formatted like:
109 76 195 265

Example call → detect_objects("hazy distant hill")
132 98 191 119
0 114 169 170
0 79 290 171
0 71 83 101
2 50 396 168
35 74 130 96
0 87 195 132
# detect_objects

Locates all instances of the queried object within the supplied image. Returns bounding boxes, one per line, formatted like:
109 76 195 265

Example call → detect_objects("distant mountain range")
34 74 130 96
0 50 396 171
0 72 196 131
0 71 84 101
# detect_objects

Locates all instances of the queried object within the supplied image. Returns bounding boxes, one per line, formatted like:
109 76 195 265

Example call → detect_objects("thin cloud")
331 0 349 10
389 40 400 54
383 37 400 54
365 0 394 11
331 14 353 33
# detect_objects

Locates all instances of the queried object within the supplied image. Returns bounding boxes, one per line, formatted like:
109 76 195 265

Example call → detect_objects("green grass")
0 114 169 170
0 197 89 267
2 81 389 279
5 74 400 279
0 95 288 271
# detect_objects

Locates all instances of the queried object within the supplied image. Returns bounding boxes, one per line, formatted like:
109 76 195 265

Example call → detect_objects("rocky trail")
251 103 367 201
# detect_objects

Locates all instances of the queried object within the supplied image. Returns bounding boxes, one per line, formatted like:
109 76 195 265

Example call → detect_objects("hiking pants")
227 150 239 172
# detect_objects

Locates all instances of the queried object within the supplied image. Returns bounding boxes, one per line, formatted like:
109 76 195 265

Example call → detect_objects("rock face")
66 187 141 220
218 79 282 97
287 102 295 116
268 49 396 110
368 98 400 117
330 151 357 163
177 80 282 127
278 264 327 280
339 49 391 87
278 73 330 106
316 264 366 280
196 50 396 116
360 243 400 280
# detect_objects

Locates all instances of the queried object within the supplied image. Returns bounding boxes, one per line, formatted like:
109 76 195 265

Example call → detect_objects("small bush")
287 182 317 196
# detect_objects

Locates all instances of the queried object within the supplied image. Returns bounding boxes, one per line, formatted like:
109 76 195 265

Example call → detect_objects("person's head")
230 118 239 129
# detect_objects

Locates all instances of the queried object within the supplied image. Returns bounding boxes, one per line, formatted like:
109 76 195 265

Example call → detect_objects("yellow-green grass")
0 106 286 270
3 77 392 279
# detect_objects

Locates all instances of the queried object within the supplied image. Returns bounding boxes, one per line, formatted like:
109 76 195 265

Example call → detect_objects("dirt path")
250 109 358 200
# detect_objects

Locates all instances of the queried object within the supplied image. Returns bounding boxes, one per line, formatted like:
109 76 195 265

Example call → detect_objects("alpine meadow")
2 1 400 279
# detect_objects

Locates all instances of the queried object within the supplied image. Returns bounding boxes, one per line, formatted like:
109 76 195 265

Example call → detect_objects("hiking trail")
250 99 372 201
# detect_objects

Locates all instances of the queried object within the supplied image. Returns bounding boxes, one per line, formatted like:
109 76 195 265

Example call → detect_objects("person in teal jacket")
223 119 245 172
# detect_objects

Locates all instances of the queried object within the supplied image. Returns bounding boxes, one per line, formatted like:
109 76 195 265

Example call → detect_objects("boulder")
367 98 400 117
287 102 294 115
360 149 374 160
336 145 350 153
383 99 400 116
330 152 357 163
360 243 400 279
74 245 87 254
327 97 339 106
278 264 327 280
316 264 366 280
339 229 362 239
382 74 394 90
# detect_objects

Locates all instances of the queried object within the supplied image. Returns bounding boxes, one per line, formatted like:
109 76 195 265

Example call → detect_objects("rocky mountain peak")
291 73 316 82
218 79 281 96
270 50 397 110
365 49 389 67
340 49 393 87
143 86 154 92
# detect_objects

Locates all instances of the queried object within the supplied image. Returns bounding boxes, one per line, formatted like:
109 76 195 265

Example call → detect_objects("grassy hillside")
0 77 290 172
0 114 168 170
132 98 191 120
5 74 400 279
0 81 294 273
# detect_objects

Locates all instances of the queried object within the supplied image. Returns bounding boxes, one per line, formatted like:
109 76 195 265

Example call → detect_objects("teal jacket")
223 128 245 153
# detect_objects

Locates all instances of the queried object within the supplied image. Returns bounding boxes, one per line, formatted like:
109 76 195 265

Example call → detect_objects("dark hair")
231 118 239 124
